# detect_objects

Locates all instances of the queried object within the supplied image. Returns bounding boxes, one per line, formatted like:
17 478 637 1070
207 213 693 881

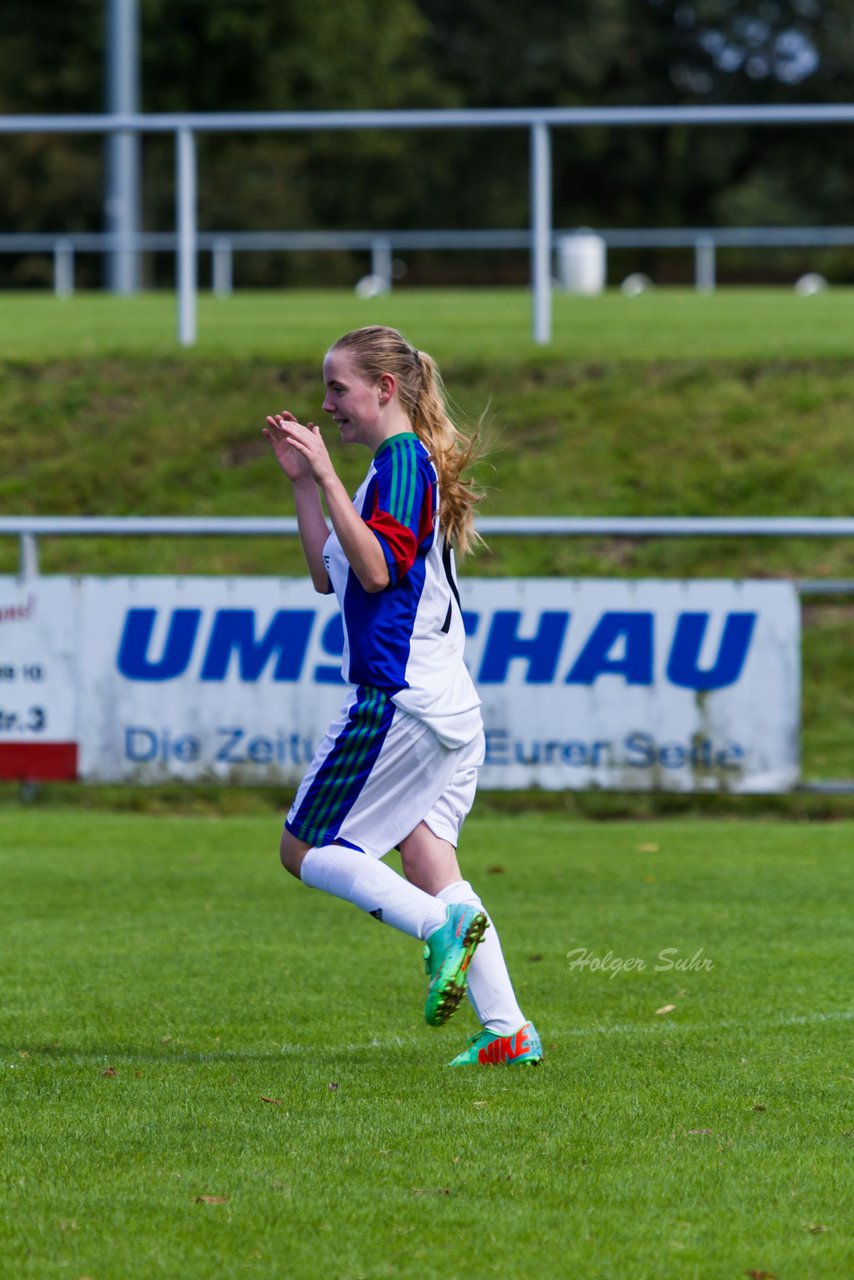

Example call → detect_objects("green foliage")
4 3 854 285
1 811 852 1278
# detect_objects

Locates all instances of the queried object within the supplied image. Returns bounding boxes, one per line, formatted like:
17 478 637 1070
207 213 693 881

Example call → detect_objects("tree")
2 0 854 287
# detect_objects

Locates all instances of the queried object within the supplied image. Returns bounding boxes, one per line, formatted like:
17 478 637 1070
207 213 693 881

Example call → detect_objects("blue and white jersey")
322 432 482 749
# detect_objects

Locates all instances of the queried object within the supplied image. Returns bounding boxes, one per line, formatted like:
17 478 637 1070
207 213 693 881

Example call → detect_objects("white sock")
437 880 526 1036
300 844 448 941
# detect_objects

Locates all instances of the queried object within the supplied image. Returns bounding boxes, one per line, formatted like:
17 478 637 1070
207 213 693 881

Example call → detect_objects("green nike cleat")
448 1021 544 1067
423 904 488 1027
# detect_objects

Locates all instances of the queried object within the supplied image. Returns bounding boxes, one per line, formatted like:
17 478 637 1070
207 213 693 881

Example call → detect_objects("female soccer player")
263 325 541 1067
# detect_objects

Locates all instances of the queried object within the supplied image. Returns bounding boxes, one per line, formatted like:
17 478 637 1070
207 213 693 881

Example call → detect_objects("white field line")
555 1009 854 1038
276 1008 854 1055
10 1011 848 1068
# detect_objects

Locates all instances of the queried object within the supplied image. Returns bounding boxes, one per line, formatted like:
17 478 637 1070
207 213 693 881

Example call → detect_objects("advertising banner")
0 575 801 792
0 578 78 780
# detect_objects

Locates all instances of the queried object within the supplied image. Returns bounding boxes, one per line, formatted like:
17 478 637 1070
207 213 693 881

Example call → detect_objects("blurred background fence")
4 104 854 344
5 224 854 300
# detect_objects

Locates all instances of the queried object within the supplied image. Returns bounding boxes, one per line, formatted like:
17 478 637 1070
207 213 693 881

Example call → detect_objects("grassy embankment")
0 288 851 805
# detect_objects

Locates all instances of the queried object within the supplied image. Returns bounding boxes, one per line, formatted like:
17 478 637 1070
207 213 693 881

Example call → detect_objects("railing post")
19 533 38 581
696 235 716 292
104 0 141 294
371 236 393 291
212 237 233 297
176 127 198 346
54 239 75 298
530 121 552 345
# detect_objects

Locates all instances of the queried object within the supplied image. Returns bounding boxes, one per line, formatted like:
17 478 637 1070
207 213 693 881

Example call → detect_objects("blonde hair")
329 325 485 556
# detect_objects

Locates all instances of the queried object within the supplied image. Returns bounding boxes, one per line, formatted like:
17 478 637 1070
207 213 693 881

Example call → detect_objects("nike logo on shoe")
478 1026 532 1065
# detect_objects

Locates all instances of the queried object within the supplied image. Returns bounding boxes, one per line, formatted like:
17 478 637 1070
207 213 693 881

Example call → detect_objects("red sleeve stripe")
365 507 419 578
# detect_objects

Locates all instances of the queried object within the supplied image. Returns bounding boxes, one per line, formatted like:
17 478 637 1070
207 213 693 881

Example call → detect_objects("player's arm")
292 478 333 594
274 416 389 593
322 472 390 593
264 412 332 594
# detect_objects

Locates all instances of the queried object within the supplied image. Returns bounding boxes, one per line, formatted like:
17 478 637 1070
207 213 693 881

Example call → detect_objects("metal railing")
3 224 854 298
4 103 854 344
3 514 852 587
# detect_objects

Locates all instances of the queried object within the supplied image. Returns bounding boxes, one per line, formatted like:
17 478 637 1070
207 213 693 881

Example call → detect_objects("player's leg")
399 822 523 1027
281 690 486 1023
438 877 542 1067
284 826 486 1024
280 825 446 941
401 826 542 1065
399 737 543 1066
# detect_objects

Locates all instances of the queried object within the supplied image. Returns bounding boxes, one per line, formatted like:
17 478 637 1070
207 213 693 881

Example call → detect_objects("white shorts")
285 684 485 859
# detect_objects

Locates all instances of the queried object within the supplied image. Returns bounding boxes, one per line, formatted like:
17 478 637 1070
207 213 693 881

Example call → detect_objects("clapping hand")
263 411 325 484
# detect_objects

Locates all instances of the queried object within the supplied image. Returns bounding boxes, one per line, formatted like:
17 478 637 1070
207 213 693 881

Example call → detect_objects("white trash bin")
556 232 607 295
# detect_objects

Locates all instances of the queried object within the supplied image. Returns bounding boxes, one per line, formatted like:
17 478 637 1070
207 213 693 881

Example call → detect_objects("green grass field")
1 810 851 1279
2 286 854 363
